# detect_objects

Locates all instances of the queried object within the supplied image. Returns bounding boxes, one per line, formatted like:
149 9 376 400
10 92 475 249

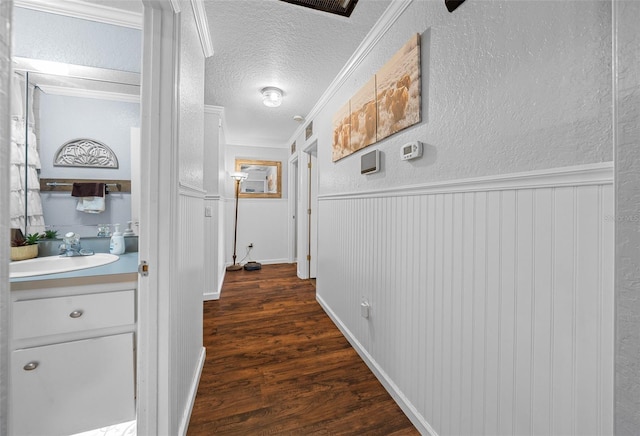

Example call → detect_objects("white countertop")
10 252 139 283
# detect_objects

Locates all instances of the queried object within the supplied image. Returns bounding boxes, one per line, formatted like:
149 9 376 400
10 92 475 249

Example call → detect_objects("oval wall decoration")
53 138 119 169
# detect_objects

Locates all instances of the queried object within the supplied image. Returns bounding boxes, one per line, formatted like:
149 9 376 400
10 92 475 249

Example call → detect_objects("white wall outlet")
360 300 370 319
204 206 212 217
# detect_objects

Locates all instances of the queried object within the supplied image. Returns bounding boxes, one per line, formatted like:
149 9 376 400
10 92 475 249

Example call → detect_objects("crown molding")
204 104 228 136
37 84 140 104
14 0 143 29
191 0 214 58
285 0 413 147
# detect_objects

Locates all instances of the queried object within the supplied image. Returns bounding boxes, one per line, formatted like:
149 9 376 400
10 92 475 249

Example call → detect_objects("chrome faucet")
59 232 94 257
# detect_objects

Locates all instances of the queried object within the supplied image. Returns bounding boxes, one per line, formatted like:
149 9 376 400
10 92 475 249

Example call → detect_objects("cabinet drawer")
13 289 134 340
11 333 135 436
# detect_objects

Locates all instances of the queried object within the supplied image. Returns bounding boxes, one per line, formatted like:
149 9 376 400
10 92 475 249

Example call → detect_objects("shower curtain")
10 72 45 236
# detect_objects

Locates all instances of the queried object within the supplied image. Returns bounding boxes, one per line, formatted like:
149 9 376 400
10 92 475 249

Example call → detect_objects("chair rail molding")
319 162 614 201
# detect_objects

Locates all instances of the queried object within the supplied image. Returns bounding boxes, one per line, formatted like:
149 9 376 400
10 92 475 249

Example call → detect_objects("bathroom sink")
10 253 119 278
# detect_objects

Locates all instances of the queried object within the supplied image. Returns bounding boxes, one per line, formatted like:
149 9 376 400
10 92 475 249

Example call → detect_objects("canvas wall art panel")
377 34 421 141
349 76 377 154
332 100 351 162
330 33 421 162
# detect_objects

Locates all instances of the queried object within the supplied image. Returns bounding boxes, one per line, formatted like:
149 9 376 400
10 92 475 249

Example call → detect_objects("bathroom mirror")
235 159 282 198
11 57 141 237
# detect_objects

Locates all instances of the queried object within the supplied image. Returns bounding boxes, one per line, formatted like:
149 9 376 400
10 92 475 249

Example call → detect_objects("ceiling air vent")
279 0 359 17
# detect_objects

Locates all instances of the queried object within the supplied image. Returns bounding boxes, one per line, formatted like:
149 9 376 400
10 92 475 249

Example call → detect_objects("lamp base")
226 263 243 272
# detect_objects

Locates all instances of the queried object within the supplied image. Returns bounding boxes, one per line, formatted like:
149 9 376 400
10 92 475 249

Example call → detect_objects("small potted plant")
11 229 39 261
41 229 59 240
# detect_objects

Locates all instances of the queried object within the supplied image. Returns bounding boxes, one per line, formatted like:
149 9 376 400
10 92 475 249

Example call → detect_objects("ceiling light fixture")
261 87 283 108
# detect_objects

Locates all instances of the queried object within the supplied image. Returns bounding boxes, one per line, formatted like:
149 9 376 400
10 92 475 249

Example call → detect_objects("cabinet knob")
69 310 83 318
23 361 38 371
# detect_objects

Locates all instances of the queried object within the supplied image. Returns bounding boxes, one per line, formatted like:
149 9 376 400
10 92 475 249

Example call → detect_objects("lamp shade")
230 171 249 181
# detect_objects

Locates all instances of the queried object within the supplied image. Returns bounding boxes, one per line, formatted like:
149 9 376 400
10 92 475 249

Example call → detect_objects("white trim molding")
179 182 207 197
319 162 614 201
37 84 139 104
14 0 142 29
316 295 436 436
190 0 214 58
204 105 228 137
177 347 205 436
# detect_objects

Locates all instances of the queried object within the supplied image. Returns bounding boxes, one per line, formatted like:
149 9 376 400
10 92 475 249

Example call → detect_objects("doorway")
298 141 318 280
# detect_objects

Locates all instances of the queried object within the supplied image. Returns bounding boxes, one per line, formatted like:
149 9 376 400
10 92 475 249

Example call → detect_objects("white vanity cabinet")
10 274 137 436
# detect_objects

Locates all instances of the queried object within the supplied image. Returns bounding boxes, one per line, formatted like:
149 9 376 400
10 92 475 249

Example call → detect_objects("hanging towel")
72 182 105 197
76 196 105 213
72 183 106 214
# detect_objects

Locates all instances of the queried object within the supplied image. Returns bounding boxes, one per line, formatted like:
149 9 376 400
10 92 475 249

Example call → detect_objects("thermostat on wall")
401 141 422 161
361 149 380 174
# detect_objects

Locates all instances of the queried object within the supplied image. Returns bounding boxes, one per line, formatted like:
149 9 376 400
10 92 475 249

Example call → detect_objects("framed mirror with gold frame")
235 159 282 198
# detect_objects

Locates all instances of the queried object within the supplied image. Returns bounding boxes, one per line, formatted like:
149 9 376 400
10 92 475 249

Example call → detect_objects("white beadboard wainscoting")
176 186 206 434
317 163 613 436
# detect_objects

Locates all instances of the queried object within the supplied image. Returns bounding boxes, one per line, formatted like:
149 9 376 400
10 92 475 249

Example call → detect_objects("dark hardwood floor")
187 263 418 435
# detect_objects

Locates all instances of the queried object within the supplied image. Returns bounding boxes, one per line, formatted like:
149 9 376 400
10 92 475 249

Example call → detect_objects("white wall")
302 1 615 434
12 7 141 72
203 106 225 299
614 0 640 432
173 1 205 434
318 0 612 196
225 144 289 265
37 92 139 236
10 6 142 238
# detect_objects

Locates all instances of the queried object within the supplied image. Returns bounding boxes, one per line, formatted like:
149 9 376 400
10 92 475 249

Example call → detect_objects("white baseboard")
203 291 219 301
258 258 289 265
224 258 289 267
178 346 206 436
315 295 437 436
203 264 227 301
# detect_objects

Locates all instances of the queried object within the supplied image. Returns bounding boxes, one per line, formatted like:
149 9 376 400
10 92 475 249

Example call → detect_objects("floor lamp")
227 171 248 271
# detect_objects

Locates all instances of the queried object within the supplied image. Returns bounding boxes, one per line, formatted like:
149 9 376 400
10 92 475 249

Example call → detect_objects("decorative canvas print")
332 100 351 162
376 34 421 141
330 33 421 162
349 76 377 154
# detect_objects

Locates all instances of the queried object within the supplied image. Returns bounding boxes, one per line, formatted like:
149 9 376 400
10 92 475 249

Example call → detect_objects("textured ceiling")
203 0 392 147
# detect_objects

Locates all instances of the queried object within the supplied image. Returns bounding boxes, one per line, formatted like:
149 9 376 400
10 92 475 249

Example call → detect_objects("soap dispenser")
123 220 135 237
109 223 125 255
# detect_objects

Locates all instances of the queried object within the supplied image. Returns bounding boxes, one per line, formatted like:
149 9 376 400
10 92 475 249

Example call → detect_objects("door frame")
296 140 318 280
288 153 299 264
137 1 180 434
